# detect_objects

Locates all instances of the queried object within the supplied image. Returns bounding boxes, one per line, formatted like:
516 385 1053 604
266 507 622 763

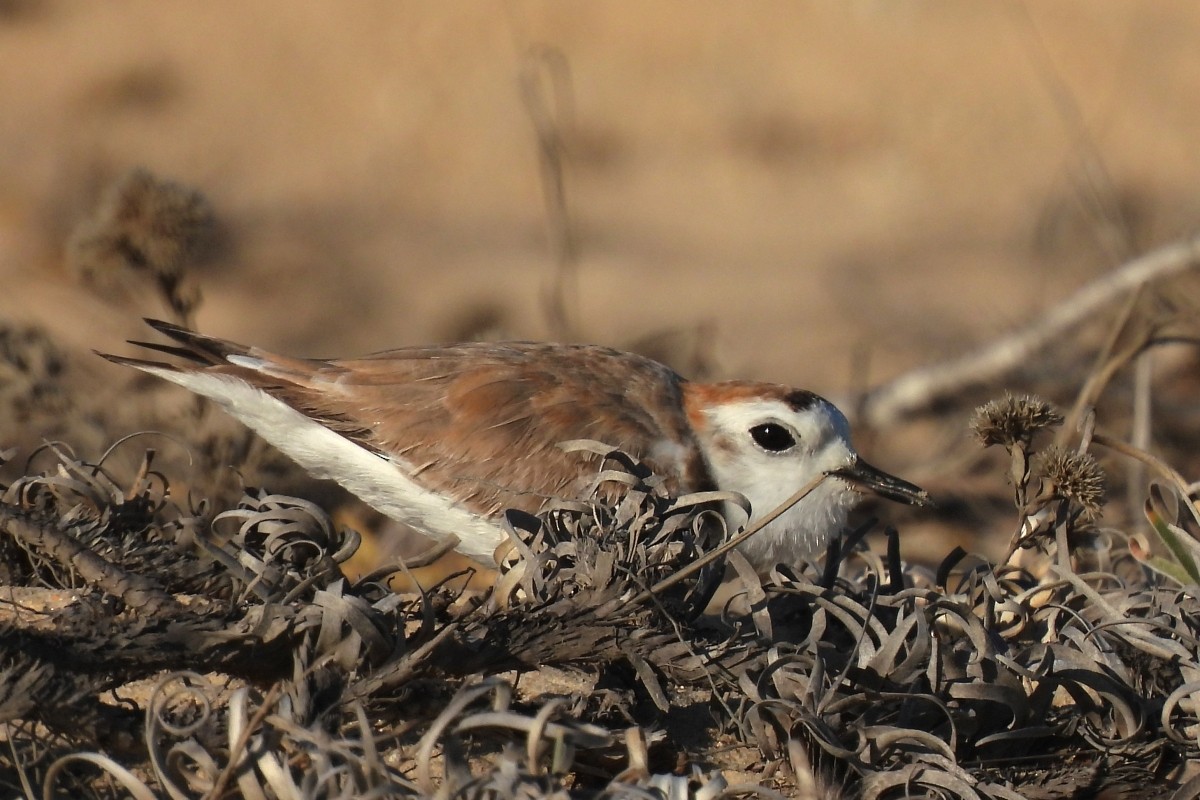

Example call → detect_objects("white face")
694 396 863 571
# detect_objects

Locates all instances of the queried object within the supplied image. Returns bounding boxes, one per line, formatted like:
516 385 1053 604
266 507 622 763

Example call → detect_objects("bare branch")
861 234 1200 427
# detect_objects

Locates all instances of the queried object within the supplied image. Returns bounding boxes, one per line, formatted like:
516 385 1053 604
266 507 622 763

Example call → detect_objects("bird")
99 319 929 572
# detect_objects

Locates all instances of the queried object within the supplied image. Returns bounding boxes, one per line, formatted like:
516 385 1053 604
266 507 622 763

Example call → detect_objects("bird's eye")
750 423 797 452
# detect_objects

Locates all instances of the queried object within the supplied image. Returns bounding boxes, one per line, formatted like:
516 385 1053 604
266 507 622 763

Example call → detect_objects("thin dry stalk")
520 45 579 340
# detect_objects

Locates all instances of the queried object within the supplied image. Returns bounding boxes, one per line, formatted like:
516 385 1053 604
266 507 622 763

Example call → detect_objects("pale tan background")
1 2 1198 562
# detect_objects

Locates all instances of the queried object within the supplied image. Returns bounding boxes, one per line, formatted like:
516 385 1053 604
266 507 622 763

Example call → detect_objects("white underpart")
697 398 862 571
140 367 508 564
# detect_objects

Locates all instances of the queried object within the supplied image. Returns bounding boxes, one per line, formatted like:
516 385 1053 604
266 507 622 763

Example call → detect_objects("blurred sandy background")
1 2 1198 565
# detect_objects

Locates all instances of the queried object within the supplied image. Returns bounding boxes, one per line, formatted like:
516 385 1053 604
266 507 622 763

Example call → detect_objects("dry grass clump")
0 324 70 427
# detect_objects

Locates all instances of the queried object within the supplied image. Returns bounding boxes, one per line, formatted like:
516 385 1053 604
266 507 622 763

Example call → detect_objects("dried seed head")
1033 444 1106 517
971 394 1063 449
66 168 212 319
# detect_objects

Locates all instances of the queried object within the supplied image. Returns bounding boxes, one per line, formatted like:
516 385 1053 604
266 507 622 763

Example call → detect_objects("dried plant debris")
66 168 213 321
0 323 69 425
0 415 1197 798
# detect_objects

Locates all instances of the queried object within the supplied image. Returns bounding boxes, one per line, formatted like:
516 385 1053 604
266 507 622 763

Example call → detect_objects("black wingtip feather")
93 350 181 372
124 339 208 363
137 319 250 365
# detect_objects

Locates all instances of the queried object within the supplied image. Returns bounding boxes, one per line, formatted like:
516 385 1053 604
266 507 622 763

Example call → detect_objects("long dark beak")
831 457 931 507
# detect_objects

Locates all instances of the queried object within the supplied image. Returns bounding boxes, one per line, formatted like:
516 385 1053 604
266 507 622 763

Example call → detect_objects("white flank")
140 367 508 564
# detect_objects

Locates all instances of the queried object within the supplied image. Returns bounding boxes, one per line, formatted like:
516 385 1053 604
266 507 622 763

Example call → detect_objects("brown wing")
279 342 714 515
118 321 714 516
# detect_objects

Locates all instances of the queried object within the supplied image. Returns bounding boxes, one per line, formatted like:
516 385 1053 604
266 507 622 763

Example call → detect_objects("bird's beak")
831 457 931 507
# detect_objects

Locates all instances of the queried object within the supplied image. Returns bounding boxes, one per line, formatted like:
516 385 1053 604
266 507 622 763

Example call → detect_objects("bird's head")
684 382 929 570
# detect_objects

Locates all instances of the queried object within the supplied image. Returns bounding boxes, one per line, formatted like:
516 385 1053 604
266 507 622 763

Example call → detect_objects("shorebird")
100 320 928 571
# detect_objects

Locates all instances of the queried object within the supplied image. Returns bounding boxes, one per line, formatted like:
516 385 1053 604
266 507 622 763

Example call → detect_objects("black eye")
750 423 797 452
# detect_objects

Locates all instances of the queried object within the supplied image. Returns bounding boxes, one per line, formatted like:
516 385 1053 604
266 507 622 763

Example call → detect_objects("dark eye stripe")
750 423 797 452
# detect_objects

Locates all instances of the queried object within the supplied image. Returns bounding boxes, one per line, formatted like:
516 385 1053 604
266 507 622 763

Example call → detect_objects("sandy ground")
2 2 1199 565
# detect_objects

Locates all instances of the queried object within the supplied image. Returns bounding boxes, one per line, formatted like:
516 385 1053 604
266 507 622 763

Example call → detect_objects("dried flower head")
1033 444 1106 517
971 394 1063 449
66 168 212 319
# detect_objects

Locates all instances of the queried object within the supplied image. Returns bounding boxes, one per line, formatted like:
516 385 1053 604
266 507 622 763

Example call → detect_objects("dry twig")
861 234 1200 426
